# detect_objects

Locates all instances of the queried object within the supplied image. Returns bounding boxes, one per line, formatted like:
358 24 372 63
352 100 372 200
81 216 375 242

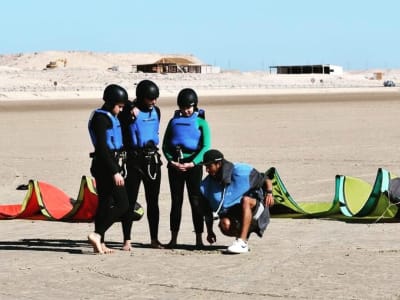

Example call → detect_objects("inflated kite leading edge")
0 176 98 221
0 169 397 222
269 167 398 220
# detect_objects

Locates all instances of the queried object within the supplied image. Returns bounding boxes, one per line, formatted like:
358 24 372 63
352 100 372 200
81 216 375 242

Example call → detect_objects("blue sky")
1 0 399 71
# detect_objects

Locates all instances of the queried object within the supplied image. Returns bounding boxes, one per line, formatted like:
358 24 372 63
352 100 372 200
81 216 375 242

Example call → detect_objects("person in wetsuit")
162 88 211 248
87 84 129 254
119 80 164 250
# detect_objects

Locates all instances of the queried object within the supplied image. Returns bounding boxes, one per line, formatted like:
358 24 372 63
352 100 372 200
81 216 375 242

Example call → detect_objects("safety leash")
213 186 226 220
147 154 158 181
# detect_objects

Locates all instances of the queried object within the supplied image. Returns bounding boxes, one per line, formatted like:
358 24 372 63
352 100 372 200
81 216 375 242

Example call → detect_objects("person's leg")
102 185 130 253
218 205 241 237
90 175 129 254
143 164 163 248
89 174 112 254
93 176 110 239
121 166 142 251
219 217 239 236
88 232 103 254
238 196 257 241
186 165 205 247
166 167 185 248
226 196 257 254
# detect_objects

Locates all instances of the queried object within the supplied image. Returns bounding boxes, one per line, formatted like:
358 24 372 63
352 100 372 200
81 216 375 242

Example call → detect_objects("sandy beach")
1 51 400 299
1 89 400 299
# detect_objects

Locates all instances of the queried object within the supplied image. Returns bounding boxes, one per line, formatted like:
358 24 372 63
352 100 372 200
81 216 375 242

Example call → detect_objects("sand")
1 50 400 299
1 91 400 299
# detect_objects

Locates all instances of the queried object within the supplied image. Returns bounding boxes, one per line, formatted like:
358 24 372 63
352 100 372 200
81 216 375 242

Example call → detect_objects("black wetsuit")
89 107 129 243
119 102 162 242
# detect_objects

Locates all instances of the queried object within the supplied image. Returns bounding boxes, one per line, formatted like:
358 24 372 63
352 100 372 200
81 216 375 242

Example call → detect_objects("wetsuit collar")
217 159 234 185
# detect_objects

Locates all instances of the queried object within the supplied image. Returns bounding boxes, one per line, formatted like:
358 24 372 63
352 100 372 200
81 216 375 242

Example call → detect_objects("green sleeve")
192 117 211 165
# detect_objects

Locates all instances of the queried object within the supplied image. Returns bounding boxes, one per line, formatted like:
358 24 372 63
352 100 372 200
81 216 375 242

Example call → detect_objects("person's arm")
175 116 212 171
179 117 212 171
263 177 274 207
118 101 134 150
205 215 216 244
92 114 120 175
161 119 174 162
249 168 274 207
191 117 211 165
196 194 216 244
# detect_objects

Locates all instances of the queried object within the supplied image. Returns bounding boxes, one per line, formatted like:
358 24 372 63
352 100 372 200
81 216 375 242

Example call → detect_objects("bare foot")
101 243 114 254
122 240 132 251
150 240 164 249
88 232 104 254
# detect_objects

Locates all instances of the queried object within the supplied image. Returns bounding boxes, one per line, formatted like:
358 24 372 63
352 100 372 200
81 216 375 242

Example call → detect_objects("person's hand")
265 193 274 207
170 161 195 172
170 161 181 170
131 107 139 118
170 161 186 172
206 231 216 244
113 173 125 186
181 162 195 171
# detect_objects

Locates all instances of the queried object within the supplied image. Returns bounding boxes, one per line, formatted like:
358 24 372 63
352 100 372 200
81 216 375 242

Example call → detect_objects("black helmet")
177 88 198 107
103 84 128 104
136 80 159 101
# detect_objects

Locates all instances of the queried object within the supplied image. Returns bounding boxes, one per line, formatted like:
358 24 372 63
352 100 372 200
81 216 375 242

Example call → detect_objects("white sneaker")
227 238 249 254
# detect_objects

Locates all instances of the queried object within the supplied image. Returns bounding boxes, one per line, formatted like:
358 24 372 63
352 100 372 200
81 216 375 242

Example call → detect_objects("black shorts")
219 188 269 238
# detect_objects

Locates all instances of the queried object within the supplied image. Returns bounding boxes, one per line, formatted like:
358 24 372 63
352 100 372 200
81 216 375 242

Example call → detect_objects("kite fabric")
269 167 399 221
0 176 98 221
0 169 398 222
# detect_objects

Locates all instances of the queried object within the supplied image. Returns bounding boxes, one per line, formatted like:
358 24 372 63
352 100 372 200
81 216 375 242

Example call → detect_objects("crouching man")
199 149 274 254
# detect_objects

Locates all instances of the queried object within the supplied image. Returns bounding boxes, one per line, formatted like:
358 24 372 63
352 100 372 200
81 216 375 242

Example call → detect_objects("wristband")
266 190 273 194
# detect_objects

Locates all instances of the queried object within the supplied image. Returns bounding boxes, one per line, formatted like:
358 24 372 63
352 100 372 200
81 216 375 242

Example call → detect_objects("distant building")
270 64 343 75
135 57 220 74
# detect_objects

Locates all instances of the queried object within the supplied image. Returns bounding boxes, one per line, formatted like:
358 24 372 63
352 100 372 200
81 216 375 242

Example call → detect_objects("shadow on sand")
0 239 227 254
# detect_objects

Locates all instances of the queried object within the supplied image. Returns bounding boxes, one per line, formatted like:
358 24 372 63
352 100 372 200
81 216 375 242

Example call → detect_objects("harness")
89 150 127 177
125 106 161 181
127 143 161 181
142 145 159 180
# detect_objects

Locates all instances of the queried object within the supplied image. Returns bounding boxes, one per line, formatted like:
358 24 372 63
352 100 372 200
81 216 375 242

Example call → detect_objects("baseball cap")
202 149 224 165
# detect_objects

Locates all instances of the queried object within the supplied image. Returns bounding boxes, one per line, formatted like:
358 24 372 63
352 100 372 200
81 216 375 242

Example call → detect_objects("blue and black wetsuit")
88 107 129 243
162 109 211 236
119 101 162 243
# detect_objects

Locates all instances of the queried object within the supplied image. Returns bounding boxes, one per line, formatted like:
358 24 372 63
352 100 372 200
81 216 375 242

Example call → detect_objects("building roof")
154 57 195 65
